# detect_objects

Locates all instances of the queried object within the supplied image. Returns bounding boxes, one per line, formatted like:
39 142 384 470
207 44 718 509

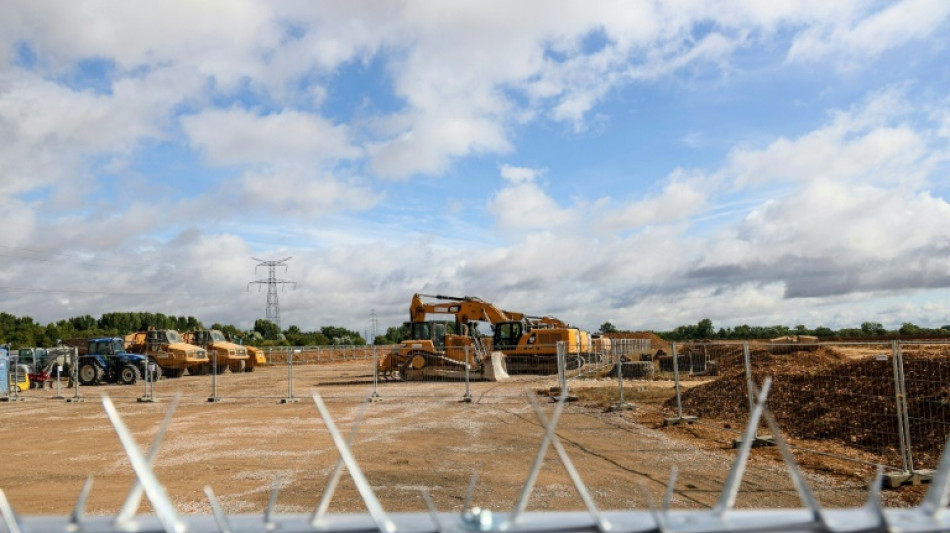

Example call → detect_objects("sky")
2 1 950 336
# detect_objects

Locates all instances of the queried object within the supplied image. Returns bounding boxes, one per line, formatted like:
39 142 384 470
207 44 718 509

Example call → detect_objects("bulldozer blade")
485 351 510 381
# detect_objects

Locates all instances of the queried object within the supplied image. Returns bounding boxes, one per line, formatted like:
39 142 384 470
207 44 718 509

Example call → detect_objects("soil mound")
667 346 950 467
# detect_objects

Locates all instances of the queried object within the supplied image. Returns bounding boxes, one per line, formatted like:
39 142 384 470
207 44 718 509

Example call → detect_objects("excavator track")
399 350 484 381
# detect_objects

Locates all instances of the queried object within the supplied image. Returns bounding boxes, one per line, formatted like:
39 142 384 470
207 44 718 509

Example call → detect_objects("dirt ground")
0 360 918 517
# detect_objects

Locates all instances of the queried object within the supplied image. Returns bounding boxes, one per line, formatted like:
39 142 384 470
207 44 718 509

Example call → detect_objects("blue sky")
2 1 950 336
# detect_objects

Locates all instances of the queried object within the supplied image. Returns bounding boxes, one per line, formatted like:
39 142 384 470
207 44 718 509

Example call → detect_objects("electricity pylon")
248 257 295 330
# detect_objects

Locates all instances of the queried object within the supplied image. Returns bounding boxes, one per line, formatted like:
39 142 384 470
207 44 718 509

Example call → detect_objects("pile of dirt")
667 346 950 467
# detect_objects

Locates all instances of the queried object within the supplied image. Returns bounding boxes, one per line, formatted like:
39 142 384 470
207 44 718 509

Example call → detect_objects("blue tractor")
76 337 153 386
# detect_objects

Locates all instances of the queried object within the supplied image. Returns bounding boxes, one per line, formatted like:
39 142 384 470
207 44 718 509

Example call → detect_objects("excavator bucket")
484 351 510 381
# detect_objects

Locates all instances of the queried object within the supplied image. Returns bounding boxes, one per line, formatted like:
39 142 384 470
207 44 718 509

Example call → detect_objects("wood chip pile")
666 345 950 467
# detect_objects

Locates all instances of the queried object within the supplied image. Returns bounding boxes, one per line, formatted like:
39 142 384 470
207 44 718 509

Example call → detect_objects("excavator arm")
411 293 523 325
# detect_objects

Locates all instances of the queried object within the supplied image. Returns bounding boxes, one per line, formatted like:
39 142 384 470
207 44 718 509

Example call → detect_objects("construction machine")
124 329 208 378
491 317 590 374
378 294 510 381
243 345 267 371
183 329 250 374
379 293 593 380
18 346 76 388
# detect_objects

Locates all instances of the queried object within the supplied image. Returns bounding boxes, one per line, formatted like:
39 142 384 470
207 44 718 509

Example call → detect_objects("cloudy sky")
2 1 950 335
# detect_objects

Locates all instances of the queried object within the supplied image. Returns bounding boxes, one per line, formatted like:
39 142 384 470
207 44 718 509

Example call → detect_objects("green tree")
254 319 282 340
697 318 714 338
899 322 921 336
860 321 886 335
599 321 618 334
320 326 365 345
376 324 410 344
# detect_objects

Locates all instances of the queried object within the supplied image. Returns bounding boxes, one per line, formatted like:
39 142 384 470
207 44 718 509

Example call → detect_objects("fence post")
609 344 634 412
461 346 472 403
557 341 566 398
68 354 84 403
664 343 697 426
208 352 220 403
10 355 21 402
891 340 913 476
368 345 382 402
138 361 156 403
743 342 755 414
281 348 299 403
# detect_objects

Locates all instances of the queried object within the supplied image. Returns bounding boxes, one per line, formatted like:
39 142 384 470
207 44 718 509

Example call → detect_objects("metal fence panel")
897 341 950 472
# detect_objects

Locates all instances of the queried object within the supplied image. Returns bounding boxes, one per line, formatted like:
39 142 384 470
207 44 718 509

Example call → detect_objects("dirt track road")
1 361 881 516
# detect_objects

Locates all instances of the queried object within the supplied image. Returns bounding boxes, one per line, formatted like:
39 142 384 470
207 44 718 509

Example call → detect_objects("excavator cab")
493 321 524 351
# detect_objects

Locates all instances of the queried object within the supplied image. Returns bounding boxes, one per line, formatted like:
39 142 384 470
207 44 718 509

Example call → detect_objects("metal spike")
713 378 772 516
526 394 611 532
463 472 479 511
204 486 232 533
311 397 372 526
420 489 444 533
662 467 678 513
116 394 181 524
637 481 669 533
101 396 184 533
265 476 282 529
312 392 397 533
509 393 568 524
920 433 950 518
69 476 94 529
0 488 23 533
864 466 892 533
758 390 824 527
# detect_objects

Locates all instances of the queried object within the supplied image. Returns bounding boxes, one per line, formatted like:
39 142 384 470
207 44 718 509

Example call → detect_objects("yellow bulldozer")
378 293 592 380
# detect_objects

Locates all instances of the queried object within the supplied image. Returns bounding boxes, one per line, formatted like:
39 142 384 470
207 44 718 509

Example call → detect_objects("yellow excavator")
378 294 509 381
378 294 591 380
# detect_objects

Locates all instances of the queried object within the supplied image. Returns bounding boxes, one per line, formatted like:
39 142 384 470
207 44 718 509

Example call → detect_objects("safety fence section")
262 344 377 364
576 339 950 483
899 342 950 473
744 342 905 470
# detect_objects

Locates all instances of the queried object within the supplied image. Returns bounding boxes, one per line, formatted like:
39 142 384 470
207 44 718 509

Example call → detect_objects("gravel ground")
0 360 902 516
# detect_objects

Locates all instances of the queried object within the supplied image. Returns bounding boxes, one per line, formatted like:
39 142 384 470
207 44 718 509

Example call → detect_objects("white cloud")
487 182 574 231
181 108 360 167
499 164 539 183
369 109 511 178
788 0 950 65
233 167 380 217
728 90 932 189
601 171 710 231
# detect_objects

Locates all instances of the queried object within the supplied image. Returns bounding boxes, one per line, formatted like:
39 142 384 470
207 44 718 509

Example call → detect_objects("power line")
247 257 296 330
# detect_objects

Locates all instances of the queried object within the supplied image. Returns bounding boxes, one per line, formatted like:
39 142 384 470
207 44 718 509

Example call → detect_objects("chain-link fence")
7 338 950 485
580 339 950 485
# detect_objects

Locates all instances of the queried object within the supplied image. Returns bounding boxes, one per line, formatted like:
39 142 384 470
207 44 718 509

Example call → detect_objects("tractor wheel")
212 362 227 374
229 360 245 373
149 363 163 381
164 368 184 378
78 363 103 386
119 364 141 385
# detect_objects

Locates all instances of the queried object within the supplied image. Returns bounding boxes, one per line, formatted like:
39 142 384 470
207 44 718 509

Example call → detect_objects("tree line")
0 311 367 349
600 319 950 341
